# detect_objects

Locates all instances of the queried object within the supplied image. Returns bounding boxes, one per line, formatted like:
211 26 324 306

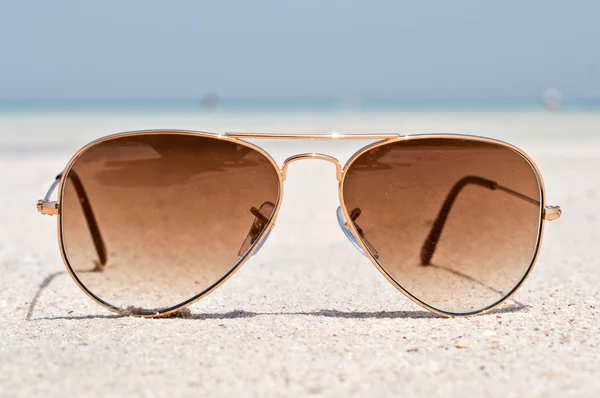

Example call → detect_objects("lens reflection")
342 137 542 315
61 133 280 315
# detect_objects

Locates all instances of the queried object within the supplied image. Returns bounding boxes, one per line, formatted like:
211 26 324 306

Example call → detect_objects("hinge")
37 200 59 216
543 205 561 221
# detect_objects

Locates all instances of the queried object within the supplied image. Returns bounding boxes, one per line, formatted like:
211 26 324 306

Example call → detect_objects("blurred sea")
1 98 599 115
1 98 599 153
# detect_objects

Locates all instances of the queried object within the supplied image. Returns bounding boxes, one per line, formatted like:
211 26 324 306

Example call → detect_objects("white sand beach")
0 112 598 396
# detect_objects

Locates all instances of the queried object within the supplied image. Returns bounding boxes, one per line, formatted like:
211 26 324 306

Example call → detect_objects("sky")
0 1 598 100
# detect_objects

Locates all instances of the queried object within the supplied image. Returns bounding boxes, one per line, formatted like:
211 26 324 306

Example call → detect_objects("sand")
0 112 598 397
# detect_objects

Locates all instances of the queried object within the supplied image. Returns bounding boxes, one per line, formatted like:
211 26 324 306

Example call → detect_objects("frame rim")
338 133 547 318
56 129 285 318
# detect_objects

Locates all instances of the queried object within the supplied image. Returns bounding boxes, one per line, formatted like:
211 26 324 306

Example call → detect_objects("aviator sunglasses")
37 131 562 318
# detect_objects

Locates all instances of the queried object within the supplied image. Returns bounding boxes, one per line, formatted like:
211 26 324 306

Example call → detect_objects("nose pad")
336 206 380 259
237 201 276 258
252 229 271 256
336 206 368 257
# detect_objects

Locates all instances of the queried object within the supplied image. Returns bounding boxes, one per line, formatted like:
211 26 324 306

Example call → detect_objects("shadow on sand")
28 271 528 322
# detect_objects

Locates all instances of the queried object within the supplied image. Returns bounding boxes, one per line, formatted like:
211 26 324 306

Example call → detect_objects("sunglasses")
37 130 562 318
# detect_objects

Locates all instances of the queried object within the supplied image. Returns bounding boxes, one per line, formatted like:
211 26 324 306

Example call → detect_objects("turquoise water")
1 98 599 115
1 98 598 153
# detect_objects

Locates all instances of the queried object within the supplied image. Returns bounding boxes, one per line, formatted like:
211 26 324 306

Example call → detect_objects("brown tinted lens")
342 137 542 315
61 133 280 315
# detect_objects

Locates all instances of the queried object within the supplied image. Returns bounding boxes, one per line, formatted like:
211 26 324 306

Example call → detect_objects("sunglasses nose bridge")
281 153 342 181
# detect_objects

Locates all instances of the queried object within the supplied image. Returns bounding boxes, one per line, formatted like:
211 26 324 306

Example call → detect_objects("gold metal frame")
339 134 552 317
37 130 561 318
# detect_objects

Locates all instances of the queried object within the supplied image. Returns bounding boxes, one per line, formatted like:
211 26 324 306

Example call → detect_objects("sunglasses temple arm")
43 177 60 202
67 171 108 267
39 173 108 267
419 175 540 266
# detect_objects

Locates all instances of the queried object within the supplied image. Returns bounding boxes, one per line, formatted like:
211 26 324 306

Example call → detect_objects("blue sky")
1 1 598 99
